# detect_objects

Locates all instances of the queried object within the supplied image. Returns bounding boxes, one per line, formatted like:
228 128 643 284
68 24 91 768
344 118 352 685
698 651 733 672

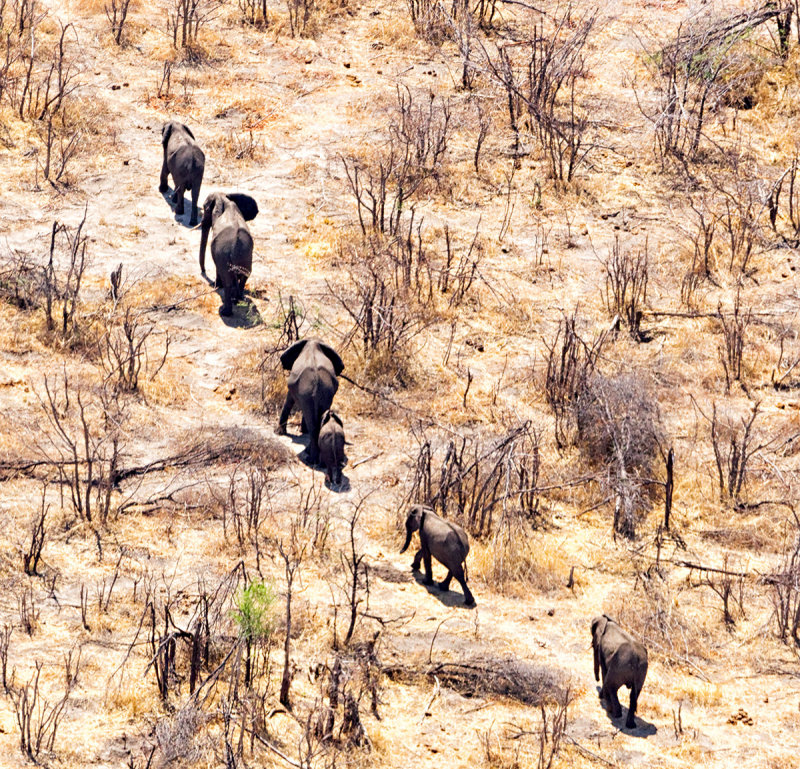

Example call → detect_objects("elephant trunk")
400 526 413 554
199 220 210 274
593 640 600 681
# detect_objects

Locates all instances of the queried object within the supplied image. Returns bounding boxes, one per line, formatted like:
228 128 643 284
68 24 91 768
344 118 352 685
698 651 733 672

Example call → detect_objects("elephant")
591 614 648 729
199 192 259 316
400 505 475 606
159 121 205 226
318 410 346 484
276 339 344 464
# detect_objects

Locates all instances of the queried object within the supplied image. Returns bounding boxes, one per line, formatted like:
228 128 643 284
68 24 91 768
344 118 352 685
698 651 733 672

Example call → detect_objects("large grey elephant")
400 505 475 606
159 121 205 226
318 409 345 484
199 192 259 316
591 614 648 728
276 339 344 464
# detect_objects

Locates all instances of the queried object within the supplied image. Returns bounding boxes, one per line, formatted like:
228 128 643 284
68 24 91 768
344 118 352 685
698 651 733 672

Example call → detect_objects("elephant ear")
318 342 345 376
182 123 196 141
591 615 608 641
227 193 259 222
161 121 173 147
280 339 309 371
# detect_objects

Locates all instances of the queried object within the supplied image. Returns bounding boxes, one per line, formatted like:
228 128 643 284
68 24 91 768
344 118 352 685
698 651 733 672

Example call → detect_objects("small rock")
344 62 351 68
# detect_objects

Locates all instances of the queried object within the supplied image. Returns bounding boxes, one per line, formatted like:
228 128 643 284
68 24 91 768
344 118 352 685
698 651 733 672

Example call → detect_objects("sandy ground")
0 0 799 767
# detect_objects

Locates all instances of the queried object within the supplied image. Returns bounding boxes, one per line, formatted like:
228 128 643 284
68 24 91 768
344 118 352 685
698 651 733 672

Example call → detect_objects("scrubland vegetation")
1 0 800 766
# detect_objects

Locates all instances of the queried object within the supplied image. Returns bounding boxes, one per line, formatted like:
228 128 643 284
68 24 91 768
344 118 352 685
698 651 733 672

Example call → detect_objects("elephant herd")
158 120 649 731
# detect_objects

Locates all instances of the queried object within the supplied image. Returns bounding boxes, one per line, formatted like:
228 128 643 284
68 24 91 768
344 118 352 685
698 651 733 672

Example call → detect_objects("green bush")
232 580 277 642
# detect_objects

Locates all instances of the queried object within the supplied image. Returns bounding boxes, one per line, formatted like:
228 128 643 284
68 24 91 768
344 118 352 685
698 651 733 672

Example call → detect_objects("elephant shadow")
412 569 477 609
596 686 657 737
160 188 196 229
199 273 264 328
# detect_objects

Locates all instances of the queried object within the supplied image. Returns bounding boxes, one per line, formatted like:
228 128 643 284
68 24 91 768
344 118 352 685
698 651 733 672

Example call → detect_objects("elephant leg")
438 571 453 591
300 415 308 434
174 184 186 215
451 564 475 606
189 182 200 227
159 160 169 193
609 686 623 719
277 393 294 434
236 274 247 301
422 550 434 585
411 548 422 571
626 687 639 729
220 279 234 316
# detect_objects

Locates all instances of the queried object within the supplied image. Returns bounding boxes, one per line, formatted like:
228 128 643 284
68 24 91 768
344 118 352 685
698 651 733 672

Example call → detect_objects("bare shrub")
767 516 800 647
387 655 568 706
542 312 607 449
611 579 706 666
697 556 746 629
406 0 449 43
769 156 800 246
602 236 649 340
42 213 89 345
238 0 268 26
641 6 783 167
716 288 752 392
104 0 133 45
576 372 662 539
21 483 49 576
98 303 170 393
341 87 451 236
166 0 224 49
286 0 315 37
771 320 800 390
407 421 542 537
708 400 763 507
9 651 81 762
482 6 598 181
33 372 127 526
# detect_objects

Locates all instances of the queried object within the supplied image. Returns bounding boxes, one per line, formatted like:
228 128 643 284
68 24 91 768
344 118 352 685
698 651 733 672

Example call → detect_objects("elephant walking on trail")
401 505 475 606
276 339 344 465
591 614 648 729
159 121 205 226
318 410 345 484
199 192 259 316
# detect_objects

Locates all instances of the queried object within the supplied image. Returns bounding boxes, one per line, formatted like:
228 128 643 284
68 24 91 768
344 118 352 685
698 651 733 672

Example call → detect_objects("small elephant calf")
591 614 648 729
318 409 345 484
400 505 475 606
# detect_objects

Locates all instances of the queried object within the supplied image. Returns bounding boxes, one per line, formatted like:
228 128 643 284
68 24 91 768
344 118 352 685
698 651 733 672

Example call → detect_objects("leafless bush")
406 0 449 43
482 6 598 181
98 304 170 393
709 400 764 506
341 88 451 236
767 516 800 647
602 236 649 340
439 221 483 307
388 655 568 706
641 6 781 167
22 483 49 576
716 289 752 391
166 0 224 48
408 421 542 537
768 156 800 246
543 312 608 449
576 372 662 539
18 586 38 636
276 518 307 709
156 705 202 764
104 0 133 45
238 0 268 26
698 556 746 629
218 461 272 562
9 651 81 762
0 624 11 693
287 0 315 37
42 213 89 344
771 320 800 390
0 246 40 309
33 371 127 526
